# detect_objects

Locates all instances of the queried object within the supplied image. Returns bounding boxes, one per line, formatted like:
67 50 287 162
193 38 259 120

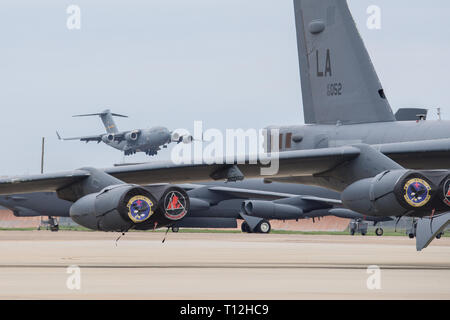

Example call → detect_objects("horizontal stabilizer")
395 108 428 121
73 109 128 118
72 109 125 133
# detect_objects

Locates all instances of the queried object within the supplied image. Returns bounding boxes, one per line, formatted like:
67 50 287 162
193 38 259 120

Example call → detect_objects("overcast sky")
0 0 449 174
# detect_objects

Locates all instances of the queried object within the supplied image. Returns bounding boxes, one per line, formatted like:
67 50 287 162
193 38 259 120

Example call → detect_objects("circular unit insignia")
127 195 154 223
443 179 450 207
164 191 188 220
403 178 432 208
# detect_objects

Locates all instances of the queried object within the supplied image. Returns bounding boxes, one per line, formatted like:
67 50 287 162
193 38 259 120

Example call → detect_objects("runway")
0 231 449 299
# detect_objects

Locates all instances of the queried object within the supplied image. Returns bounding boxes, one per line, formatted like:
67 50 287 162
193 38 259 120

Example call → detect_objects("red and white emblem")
164 191 188 220
443 179 450 207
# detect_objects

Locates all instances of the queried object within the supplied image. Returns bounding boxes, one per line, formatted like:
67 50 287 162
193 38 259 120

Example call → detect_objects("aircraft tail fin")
73 109 128 133
293 0 395 124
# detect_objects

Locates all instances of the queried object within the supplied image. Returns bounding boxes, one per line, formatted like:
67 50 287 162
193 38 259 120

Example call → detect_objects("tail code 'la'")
293 0 395 124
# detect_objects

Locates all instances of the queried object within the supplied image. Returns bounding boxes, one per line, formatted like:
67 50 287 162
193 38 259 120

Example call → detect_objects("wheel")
171 226 179 233
256 220 271 234
408 233 415 239
361 232 366 236
436 233 442 239
375 228 384 237
50 225 59 232
241 221 250 233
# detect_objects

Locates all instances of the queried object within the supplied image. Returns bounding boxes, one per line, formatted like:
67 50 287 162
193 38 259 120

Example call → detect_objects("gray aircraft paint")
0 0 447 247
72 110 127 134
3 0 450 190
0 179 389 227
293 0 395 125
0 180 338 218
59 109 174 156
395 108 428 121
266 0 450 157
0 192 72 217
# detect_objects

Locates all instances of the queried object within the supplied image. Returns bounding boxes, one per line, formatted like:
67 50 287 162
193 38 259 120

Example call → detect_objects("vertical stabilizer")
73 109 128 134
293 0 395 124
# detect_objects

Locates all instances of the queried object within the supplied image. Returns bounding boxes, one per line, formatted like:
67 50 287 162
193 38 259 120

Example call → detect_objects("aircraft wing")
0 171 91 194
56 131 103 143
108 138 450 186
374 138 450 169
0 146 360 195
104 146 360 185
2 138 450 196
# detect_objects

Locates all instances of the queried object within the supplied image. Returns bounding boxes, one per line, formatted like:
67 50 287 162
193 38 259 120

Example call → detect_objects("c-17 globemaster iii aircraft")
57 109 193 156
1 0 450 251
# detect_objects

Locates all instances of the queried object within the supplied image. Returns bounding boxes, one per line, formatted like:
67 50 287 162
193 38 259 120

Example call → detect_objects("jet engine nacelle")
70 184 190 232
125 130 140 142
171 132 180 142
103 134 115 143
241 200 303 220
342 169 450 217
171 132 193 144
181 135 193 144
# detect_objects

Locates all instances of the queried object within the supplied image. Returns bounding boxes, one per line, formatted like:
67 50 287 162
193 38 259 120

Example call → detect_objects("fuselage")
273 120 450 152
104 126 171 154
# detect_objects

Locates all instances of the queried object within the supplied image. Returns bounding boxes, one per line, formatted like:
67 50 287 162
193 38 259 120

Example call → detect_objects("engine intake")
125 130 140 142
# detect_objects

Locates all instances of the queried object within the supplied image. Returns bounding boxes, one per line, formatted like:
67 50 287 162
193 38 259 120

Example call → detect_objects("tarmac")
0 231 449 299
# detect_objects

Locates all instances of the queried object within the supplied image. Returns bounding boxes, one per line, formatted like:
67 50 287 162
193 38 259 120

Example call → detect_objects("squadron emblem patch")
164 191 187 220
127 195 154 223
443 179 450 207
403 178 432 208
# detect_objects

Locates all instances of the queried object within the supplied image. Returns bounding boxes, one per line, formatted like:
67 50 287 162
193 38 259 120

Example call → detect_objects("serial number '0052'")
327 83 342 96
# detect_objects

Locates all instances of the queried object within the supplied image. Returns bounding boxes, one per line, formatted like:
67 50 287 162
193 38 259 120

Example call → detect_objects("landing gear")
241 220 272 234
349 220 368 236
375 228 384 237
145 149 158 156
241 221 251 233
124 149 137 156
406 219 418 239
436 232 443 239
171 226 179 233
38 216 59 232
49 217 59 232
256 220 271 234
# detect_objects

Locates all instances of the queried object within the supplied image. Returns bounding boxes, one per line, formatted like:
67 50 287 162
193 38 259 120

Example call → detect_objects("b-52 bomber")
57 109 193 156
0 180 391 235
2 0 450 251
